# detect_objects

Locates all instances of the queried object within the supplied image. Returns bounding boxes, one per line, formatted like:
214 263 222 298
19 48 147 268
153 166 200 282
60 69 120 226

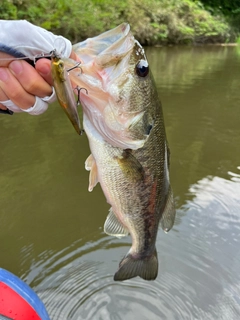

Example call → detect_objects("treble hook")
74 86 88 106
67 62 82 73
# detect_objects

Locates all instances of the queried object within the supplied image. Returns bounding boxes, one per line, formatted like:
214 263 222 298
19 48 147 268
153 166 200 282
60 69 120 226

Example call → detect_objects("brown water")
0 45 240 319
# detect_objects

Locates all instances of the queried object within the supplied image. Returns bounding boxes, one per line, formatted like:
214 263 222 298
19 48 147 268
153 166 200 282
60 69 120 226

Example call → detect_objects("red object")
0 282 41 320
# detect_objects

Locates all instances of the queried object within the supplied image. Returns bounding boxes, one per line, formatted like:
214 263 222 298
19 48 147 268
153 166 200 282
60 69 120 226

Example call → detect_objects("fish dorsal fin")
85 154 98 192
161 187 176 233
104 208 129 238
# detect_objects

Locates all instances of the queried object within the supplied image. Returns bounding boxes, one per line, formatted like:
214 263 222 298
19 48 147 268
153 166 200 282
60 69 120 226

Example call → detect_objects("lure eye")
58 62 64 69
136 60 149 77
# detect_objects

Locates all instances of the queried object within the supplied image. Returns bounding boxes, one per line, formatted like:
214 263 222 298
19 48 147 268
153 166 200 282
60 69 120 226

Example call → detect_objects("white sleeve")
0 19 72 58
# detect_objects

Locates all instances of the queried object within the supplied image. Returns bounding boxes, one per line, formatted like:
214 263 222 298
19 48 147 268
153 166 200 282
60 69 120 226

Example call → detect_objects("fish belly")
84 114 164 281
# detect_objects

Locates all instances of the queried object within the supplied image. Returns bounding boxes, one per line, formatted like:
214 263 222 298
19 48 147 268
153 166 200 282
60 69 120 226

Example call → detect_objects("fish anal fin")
104 208 129 238
85 154 98 192
161 187 176 233
114 248 158 281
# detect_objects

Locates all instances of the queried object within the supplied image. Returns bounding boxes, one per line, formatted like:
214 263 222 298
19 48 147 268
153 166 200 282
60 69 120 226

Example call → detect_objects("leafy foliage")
1 0 17 19
199 0 240 36
199 0 240 15
124 0 231 44
0 0 238 45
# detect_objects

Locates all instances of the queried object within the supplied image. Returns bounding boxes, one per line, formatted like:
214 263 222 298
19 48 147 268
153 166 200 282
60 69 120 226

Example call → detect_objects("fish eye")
136 60 149 77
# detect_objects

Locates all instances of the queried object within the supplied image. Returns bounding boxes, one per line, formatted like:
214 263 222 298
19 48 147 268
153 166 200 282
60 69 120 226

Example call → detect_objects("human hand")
0 50 79 114
0 20 76 115
0 54 53 112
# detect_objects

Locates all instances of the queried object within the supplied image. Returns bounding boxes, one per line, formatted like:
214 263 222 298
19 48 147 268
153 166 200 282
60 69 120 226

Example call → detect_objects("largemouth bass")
51 50 83 135
68 24 176 281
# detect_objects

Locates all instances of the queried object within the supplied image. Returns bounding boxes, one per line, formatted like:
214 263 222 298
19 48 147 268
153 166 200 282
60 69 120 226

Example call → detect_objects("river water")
0 45 240 319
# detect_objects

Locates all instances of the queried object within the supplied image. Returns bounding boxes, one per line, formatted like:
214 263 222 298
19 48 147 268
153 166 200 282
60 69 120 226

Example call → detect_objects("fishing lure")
51 50 84 135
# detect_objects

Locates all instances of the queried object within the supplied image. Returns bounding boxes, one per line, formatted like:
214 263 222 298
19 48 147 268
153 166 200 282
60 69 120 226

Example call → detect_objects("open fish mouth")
73 23 134 66
67 23 150 149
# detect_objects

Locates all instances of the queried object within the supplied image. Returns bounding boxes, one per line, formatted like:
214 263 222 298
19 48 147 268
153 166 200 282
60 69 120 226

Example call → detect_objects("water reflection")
18 170 239 319
0 46 240 319
145 46 239 93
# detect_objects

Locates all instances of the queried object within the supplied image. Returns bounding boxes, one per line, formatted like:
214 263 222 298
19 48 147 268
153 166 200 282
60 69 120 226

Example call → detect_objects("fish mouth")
71 23 135 92
73 23 134 65
68 24 149 149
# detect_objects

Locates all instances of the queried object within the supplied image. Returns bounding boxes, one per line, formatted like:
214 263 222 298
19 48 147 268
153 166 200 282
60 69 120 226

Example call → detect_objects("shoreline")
153 43 238 47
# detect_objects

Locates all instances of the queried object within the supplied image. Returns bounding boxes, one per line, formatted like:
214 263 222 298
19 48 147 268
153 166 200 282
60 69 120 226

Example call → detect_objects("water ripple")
18 172 240 319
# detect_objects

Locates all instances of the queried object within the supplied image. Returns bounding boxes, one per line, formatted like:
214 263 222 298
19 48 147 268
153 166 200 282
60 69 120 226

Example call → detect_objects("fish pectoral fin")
85 154 98 192
161 186 176 233
104 208 129 238
117 149 144 182
114 248 158 281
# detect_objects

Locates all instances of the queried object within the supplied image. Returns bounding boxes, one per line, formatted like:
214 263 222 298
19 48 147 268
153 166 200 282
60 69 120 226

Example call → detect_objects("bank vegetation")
1 0 239 45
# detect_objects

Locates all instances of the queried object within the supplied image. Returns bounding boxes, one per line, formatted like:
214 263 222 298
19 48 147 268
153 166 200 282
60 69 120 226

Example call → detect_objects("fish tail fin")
114 249 158 281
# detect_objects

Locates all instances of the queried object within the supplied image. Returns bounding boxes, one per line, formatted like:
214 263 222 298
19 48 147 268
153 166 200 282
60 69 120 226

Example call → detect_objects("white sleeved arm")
0 19 72 58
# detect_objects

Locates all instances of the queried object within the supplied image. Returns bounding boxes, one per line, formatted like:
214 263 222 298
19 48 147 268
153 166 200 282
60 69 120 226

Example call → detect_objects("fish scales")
83 64 173 281
68 23 176 281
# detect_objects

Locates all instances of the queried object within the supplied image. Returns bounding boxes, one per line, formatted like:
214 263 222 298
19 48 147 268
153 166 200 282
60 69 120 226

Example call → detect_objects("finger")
0 103 7 110
0 87 8 110
0 67 35 110
35 53 81 90
9 60 52 98
0 86 8 101
35 58 53 86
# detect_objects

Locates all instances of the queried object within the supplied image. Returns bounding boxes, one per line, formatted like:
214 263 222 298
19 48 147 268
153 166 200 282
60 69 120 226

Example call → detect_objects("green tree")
0 0 17 19
0 0 238 44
